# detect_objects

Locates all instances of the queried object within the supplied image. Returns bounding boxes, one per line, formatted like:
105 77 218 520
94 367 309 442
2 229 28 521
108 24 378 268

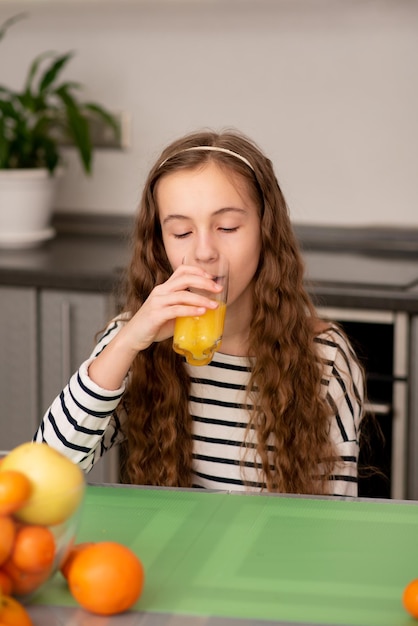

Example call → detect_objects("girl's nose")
191 236 218 264
193 249 218 264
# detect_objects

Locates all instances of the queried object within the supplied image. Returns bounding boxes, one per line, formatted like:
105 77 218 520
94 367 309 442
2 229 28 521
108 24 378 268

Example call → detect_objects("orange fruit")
0 595 33 626
59 541 95 580
68 541 145 615
0 569 13 595
403 578 418 618
11 525 55 574
2 559 50 597
0 471 32 517
0 518 16 567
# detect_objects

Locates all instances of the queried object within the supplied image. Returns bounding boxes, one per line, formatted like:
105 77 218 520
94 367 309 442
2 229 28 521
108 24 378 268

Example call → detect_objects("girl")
35 129 364 496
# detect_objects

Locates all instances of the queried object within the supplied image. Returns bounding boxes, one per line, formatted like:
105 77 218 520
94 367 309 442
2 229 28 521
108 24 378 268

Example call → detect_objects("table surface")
26 484 418 626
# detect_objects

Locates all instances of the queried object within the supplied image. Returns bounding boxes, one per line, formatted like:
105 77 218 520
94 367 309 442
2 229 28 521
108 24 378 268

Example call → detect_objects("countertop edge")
1 214 418 312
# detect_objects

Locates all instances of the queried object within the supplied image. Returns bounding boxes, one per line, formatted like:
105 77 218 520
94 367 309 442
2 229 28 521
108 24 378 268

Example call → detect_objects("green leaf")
0 99 22 120
32 112 55 136
35 135 60 172
0 117 9 167
17 90 39 113
0 12 27 43
24 51 56 96
50 80 82 94
39 52 74 93
56 85 92 173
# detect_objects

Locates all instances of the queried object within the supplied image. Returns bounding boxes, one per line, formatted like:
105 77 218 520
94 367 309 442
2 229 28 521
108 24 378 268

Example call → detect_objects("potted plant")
0 13 120 248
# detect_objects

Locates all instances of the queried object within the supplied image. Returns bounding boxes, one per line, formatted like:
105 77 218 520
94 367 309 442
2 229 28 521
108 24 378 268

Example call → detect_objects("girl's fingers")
161 288 219 309
164 265 223 296
127 267 223 349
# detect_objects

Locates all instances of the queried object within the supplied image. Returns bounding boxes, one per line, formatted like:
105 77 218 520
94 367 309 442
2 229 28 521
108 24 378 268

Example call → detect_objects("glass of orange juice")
173 255 229 366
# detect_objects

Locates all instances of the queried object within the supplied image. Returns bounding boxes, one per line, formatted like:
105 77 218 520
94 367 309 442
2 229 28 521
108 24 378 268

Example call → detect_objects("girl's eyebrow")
162 207 247 225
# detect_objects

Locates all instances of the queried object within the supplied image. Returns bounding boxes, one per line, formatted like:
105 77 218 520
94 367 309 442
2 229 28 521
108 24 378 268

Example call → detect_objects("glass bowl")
0 449 85 603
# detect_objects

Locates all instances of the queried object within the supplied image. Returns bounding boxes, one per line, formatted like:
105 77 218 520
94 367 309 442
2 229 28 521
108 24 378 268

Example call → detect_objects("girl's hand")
88 265 223 391
123 264 223 351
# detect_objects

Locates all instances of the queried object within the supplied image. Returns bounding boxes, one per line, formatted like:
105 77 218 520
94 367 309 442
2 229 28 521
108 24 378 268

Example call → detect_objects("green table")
29 484 418 625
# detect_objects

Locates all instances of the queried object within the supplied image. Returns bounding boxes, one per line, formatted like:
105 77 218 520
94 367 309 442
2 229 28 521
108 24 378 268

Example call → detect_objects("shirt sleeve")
315 326 365 497
33 318 128 472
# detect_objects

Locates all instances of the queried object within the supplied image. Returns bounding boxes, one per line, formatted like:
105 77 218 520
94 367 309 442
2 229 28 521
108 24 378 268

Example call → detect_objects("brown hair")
119 129 357 493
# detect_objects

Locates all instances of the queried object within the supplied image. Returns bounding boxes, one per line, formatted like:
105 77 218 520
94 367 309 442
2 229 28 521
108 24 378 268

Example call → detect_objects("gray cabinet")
39 290 112 415
0 287 39 452
39 289 119 484
0 286 119 483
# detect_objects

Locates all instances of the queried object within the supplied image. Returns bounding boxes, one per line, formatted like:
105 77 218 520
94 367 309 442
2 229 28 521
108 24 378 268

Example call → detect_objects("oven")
318 307 409 499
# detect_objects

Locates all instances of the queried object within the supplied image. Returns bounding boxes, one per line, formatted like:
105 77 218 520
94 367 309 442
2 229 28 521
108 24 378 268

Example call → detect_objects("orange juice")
173 303 227 366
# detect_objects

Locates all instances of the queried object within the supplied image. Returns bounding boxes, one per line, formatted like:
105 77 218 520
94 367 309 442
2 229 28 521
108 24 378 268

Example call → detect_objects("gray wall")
1 0 417 226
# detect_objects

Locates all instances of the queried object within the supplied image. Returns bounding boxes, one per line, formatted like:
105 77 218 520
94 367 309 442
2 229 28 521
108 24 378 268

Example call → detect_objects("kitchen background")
0 0 417 227
2 0 418 501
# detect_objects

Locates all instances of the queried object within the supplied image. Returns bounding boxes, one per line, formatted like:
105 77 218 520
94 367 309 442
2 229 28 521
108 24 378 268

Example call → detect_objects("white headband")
159 146 254 172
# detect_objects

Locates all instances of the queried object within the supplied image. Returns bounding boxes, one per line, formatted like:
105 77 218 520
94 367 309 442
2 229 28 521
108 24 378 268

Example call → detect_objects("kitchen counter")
0 232 130 292
0 220 418 312
303 249 418 312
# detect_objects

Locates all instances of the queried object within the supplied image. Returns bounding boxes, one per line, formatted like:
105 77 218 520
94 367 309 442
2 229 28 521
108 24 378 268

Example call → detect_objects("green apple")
1 442 85 526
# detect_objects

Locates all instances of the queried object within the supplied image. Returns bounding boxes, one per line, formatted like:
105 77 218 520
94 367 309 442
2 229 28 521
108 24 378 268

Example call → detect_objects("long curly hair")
119 129 347 494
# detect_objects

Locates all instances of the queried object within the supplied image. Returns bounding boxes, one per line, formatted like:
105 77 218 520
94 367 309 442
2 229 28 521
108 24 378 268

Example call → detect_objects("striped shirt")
34 319 364 497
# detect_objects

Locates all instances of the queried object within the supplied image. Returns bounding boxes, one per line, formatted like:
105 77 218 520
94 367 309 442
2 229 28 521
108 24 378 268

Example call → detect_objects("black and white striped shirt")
35 319 363 497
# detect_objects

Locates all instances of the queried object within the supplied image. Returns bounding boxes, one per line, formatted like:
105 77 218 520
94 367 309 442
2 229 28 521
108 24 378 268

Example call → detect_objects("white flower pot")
0 169 61 249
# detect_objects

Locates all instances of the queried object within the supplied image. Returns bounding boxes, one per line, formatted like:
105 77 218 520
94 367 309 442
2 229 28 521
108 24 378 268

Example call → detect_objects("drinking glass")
173 255 229 366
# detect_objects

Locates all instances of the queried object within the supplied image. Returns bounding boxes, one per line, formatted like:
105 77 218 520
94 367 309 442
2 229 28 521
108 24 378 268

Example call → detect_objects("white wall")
1 0 417 227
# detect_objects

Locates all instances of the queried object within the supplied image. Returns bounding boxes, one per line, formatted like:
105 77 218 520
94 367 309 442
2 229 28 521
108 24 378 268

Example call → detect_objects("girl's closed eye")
173 231 192 239
219 226 239 233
